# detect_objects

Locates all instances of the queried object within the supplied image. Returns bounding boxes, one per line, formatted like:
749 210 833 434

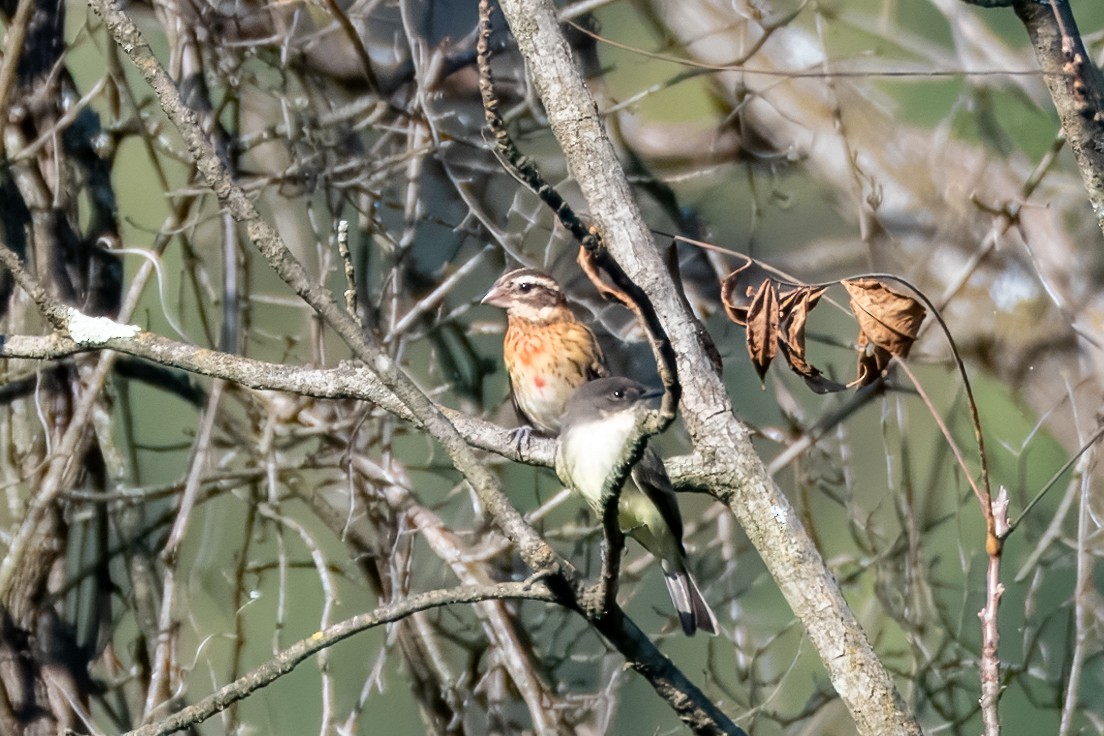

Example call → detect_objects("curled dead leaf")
720 260 774 326
849 334 894 388
842 278 924 386
778 287 844 393
723 264 844 390
779 286 826 357
842 278 925 359
722 267 924 392
746 279 780 383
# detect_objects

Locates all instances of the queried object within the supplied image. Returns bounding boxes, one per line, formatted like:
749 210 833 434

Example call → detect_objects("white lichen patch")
65 307 141 344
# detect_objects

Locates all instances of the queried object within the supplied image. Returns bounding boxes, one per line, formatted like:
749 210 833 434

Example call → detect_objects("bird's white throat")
557 410 641 507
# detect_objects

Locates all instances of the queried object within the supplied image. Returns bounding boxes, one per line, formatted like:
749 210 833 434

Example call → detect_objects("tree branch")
0 331 556 468
120 582 558 736
74 5 742 731
979 487 1009 736
491 0 921 733
85 0 563 583
1011 0 1104 236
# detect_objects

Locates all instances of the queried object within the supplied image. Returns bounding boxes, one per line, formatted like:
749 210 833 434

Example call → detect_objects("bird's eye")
518 282 533 293
612 389 624 400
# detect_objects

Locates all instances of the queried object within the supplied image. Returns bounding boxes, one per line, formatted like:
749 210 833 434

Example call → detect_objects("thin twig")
86 0 566 582
383 244 494 342
0 0 37 158
978 486 1009 736
121 582 558 736
144 379 226 718
0 330 557 469
1058 447 1096 736
1006 423 1104 536
894 360 987 516
858 273 995 549
0 245 124 600
320 0 382 95
337 220 358 322
476 0 597 249
477 0 681 421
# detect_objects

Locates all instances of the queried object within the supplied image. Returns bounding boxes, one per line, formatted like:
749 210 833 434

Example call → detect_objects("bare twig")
143 379 226 718
1006 423 1104 537
978 486 1009 736
337 220 358 322
576 247 681 422
319 0 382 95
399 502 563 735
476 0 597 250
1058 449 1097 736
0 327 554 464
857 273 997 555
86 0 565 583
383 244 494 342
0 246 125 603
121 582 558 736
0 0 37 158
477 0 680 419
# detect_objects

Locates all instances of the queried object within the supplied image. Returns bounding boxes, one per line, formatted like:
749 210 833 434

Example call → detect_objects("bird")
481 268 608 436
555 377 718 636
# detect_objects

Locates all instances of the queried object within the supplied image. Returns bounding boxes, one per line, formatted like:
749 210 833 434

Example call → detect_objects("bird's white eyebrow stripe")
517 275 559 290
497 268 561 292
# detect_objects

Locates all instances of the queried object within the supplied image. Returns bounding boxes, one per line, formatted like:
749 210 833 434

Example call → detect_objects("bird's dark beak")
641 386 665 405
481 283 507 308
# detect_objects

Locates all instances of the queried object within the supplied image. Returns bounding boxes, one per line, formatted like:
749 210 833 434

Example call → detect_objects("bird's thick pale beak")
481 283 508 308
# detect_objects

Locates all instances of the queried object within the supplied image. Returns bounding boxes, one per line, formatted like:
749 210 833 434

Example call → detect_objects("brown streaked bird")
482 268 608 435
556 377 718 636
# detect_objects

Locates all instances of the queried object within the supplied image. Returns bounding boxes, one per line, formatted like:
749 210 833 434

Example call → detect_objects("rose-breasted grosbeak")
556 377 718 636
482 268 608 435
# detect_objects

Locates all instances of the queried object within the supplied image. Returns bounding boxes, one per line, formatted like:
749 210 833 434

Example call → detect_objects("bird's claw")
507 425 535 452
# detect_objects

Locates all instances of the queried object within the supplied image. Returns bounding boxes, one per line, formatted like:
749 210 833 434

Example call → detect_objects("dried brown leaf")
777 286 844 392
842 278 926 359
778 284 824 314
779 286 827 358
724 268 924 392
849 333 894 388
720 260 773 326
746 279 780 382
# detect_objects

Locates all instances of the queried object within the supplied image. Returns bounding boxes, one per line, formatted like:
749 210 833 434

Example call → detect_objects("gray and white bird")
555 377 718 636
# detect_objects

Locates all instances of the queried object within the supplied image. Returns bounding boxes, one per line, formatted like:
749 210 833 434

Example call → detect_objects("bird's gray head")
561 377 662 426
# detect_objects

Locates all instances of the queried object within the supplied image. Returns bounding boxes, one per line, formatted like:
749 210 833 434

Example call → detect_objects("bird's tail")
662 565 718 637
